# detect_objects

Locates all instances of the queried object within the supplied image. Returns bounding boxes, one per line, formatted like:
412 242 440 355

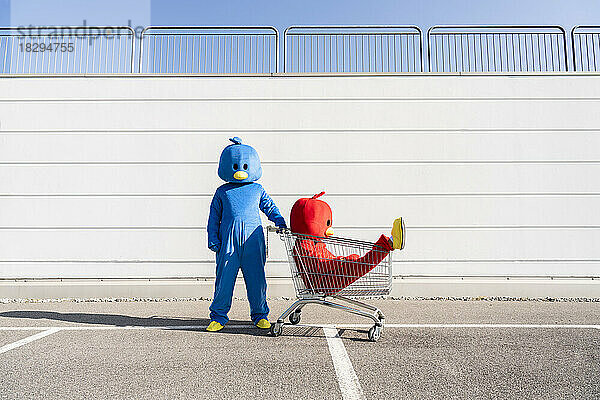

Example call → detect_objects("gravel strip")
1 296 598 304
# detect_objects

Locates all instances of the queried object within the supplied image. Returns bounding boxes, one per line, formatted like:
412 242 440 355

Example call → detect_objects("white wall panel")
2 132 600 162
1 75 600 100
0 228 597 263
0 75 599 280
2 164 599 195
1 100 600 131
1 196 599 228
1 261 598 280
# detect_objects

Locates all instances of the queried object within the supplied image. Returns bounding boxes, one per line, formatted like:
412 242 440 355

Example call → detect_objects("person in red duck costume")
290 192 405 295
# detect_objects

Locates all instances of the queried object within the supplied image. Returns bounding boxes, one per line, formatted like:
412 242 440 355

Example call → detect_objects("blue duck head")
217 137 263 183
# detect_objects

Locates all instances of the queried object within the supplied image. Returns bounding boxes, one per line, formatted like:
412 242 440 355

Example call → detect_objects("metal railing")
139 26 279 73
0 26 135 74
428 25 568 72
284 25 423 73
572 26 600 72
3 24 600 75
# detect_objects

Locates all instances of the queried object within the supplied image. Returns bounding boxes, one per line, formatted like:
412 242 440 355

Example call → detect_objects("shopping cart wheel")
270 322 283 337
289 310 301 325
368 325 382 342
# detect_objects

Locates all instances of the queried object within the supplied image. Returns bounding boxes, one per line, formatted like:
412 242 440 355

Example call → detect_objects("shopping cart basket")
267 226 392 342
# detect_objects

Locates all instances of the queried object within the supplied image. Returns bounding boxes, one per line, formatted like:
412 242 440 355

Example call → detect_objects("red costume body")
290 193 393 295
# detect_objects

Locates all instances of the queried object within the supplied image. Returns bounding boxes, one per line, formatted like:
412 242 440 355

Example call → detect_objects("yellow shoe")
255 319 271 329
206 321 224 332
391 217 406 250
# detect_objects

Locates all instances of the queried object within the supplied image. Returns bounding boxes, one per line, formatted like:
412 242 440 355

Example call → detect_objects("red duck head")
290 192 334 237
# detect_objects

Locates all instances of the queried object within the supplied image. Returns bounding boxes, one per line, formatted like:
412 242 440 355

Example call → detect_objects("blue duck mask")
217 137 263 183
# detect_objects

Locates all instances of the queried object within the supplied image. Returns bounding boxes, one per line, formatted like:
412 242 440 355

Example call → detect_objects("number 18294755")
19 42 75 52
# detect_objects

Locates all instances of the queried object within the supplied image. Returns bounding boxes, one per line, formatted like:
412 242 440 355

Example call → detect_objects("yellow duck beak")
233 171 249 180
325 227 334 237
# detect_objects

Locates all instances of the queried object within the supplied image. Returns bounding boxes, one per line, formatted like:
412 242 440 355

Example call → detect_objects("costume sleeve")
207 189 223 251
259 186 287 228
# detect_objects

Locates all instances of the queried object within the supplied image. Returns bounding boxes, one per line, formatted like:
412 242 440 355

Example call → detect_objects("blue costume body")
207 138 286 325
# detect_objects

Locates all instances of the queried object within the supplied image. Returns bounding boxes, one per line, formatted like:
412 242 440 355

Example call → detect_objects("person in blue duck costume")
206 137 287 332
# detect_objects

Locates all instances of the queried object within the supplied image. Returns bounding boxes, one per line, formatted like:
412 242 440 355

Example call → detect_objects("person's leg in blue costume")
240 227 269 324
209 249 240 325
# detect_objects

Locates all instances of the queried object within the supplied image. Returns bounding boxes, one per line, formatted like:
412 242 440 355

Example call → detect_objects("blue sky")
150 0 600 29
2 0 599 31
0 0 9 26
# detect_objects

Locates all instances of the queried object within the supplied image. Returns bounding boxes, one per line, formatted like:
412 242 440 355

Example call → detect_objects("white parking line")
335 323 600 329
0 328 60 355
0 323 599 331
323 326 365 400
0 323 597 371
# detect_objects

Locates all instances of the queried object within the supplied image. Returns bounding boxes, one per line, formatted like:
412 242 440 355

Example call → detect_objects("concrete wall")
0 74 599 297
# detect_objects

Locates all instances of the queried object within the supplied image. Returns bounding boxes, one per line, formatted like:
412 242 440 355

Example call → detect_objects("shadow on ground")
0 310 327 338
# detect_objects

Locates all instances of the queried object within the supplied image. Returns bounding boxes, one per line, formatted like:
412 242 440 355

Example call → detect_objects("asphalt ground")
0 299 599 399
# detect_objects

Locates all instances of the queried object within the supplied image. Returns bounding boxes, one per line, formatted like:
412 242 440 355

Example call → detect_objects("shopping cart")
266 226 392 342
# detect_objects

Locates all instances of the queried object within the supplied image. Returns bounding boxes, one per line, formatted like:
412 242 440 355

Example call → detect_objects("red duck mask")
290 192 334 237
